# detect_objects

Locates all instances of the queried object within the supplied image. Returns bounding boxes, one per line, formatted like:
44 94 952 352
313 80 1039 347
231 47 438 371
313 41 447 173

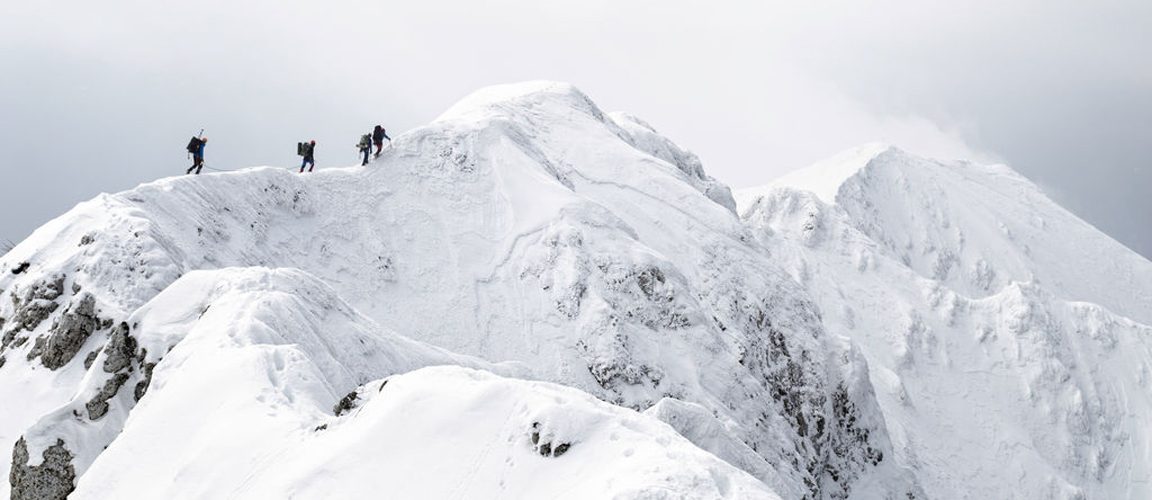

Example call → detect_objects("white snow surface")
74 360 777 499
0 81 1149 499
739 145 1152 498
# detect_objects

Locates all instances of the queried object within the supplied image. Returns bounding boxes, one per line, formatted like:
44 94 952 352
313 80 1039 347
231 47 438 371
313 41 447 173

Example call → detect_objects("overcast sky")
1 0 1149 257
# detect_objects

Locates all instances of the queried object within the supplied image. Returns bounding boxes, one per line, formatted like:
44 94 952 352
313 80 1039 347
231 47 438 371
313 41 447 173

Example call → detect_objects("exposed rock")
333 390 359 416
28 294 99 370
134 360 156 402
529 422 572 458
86 373 130 420
578 328 665 409
829 385 884 468
83 350 98 370
102 322 136 373
729 290 882 499
599 263 692 330
0 355 5 369
10 437 76 500
10 262 30 275
7 275 66 336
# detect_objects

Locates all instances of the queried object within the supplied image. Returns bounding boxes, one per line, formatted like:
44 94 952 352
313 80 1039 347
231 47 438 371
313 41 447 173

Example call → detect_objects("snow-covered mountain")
738 144 1152 498
0 82 1148 499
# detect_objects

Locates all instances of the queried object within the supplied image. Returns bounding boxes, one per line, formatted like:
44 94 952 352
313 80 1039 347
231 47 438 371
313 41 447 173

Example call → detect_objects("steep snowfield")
739 146 1152 498
0 82 912 499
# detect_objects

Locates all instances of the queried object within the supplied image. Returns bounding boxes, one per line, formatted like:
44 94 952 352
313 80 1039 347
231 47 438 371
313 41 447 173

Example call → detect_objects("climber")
357 133 372 166
298 140 317 173
372 125 391 158
185 136 208 175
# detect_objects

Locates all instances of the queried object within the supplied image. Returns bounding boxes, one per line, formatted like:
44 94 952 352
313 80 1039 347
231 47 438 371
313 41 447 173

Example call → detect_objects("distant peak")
742 143 904 205
436 81 604 123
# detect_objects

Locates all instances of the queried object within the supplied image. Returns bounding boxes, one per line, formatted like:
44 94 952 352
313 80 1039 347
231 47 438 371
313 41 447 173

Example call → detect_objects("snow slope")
0 82 912 499
739 145 1152 498
73 361 778 499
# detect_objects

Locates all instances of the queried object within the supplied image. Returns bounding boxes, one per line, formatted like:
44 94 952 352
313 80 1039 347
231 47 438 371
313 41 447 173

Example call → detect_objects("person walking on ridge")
186 136 208 175
372 125 391 158
357 133 372 166
299 140 317 173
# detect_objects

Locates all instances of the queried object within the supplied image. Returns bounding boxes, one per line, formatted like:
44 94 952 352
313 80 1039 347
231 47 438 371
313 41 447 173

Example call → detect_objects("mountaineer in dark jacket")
299 140 316 173
372 125 391 158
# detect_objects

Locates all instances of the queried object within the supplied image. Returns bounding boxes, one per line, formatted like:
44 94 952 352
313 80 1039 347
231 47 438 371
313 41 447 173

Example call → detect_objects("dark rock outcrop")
28 294 99 370
102 322 136 373
6 275 65 337
86 373 130 420
134 361 156 402
529 422 572 458
10 437 76 500
333 390 359 416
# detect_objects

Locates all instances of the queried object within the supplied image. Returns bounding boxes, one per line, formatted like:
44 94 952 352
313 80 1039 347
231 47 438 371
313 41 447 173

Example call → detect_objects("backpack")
186 137 202 154
297 142 305 156
359 134 371 148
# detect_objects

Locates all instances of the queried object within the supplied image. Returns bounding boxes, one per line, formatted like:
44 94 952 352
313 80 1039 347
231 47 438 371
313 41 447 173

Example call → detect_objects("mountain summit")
1 82 1149 499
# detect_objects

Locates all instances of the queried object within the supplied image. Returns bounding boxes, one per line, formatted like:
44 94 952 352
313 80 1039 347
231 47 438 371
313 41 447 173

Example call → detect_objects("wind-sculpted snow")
740 148 1152 498
80 363 778 499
